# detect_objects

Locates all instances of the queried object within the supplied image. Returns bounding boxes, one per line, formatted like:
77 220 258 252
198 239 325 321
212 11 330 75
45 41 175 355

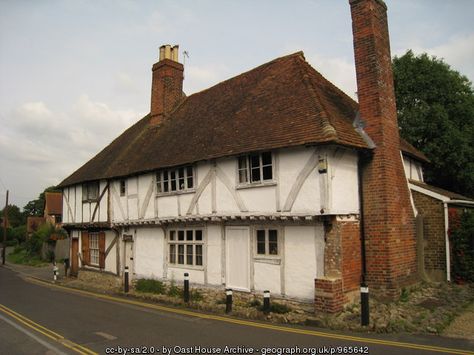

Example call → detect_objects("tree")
393 50 474 197
0 204 25 227
23 186 61 216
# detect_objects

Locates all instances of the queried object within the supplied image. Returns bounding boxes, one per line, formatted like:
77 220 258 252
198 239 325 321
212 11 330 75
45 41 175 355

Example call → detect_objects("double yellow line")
26 277 474 355
0 303 97 355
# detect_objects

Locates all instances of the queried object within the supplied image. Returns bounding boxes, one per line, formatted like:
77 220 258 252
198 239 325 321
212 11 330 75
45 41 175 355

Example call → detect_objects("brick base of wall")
314 278 346 313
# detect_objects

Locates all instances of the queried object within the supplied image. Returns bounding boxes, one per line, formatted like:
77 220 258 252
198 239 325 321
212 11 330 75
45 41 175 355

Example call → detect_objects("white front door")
225 227 250 291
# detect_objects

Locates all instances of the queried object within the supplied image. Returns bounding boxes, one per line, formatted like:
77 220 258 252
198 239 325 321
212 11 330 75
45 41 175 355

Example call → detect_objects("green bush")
6 247 47 266
167 281 182 297
135 279 166 294
451 210 474 282
248 299 261 308
258 302 291 314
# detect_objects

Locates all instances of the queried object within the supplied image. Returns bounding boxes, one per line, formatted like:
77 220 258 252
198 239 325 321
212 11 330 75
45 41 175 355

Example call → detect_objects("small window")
120 179 126 196
256 229 279 256
168 228 204 267
82 181 99 202
238 152 273 184
157 165 194 194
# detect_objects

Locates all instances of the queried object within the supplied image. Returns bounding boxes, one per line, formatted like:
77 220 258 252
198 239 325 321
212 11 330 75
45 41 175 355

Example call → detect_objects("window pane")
156 173 162 193
186 166 193 188
196 245 203 266
239 169 248 183
195 230 203 241
178 231 184 241
178 245 184 264
186 230 193 241
169 231 175 241
186 245 193 265
251 167 261 182
269 229 278 255
238 156 247 169
178 168 185 190
169 244 176 264
262 152 272 166
170 171 177 191
262 166 273 180
163 180 169 192
257 230 266 254
120 180 126 196
250 154 260 168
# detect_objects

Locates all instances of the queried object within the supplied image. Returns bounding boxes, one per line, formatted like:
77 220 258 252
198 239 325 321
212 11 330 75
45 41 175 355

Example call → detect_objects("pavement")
1 262 474 355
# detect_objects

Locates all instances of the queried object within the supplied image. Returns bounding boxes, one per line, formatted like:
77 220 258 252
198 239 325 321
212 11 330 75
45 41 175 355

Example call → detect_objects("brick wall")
350 0 417 296
412 191 446 279
150 58 184 125
316 218 361 312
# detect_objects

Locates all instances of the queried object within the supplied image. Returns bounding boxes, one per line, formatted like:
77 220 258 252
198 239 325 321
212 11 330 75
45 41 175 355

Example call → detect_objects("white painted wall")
284 225 324 299
253 261 281 294
206 225 223 285
134 227 164 279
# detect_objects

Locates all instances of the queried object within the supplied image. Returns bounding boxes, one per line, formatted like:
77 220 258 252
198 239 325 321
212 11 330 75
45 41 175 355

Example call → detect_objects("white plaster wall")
99 180 108 222
216 179 241 213
253 262 281 294
134 227 164 279
330 151 359 214
403 156 424 182
197 184 213 215
75 186 82 223
239 186 276 212
292 170 319 213
167 268 205 284
206 225 223 285
284 225 323 299
158 196 179 218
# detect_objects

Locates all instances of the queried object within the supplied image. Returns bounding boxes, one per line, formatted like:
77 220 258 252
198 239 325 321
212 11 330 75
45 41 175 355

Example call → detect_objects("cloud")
394 33 474 83
0 96 144 207
306 53 357 99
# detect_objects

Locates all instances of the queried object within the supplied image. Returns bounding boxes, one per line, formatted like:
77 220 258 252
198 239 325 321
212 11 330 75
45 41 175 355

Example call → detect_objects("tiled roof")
59 51 425 187
45 192 63 215
409 180 473 202
400 139 429 163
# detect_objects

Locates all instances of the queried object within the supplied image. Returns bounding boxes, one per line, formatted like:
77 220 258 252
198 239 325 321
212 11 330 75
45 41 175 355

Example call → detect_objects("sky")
1 0 473 209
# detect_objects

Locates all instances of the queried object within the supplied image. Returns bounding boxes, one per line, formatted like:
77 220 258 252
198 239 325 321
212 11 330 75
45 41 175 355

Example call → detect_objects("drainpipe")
357 152 369 326
443 203 451 282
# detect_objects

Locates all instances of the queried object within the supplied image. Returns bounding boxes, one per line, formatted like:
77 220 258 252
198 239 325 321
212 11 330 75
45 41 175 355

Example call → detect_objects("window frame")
167 227 204 269
254 227 281 260
82 181 100 202
237 152 275 187
156 165 195 195
89 232 100 266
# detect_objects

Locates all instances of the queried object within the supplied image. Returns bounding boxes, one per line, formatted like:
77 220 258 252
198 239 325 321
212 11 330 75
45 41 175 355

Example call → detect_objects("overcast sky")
1 0 473 209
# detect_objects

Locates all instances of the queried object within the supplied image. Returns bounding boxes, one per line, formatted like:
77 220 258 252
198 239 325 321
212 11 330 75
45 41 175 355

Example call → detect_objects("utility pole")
2 190 8 265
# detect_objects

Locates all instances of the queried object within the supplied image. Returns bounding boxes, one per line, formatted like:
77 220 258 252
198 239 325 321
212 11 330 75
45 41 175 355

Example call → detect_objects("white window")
238 152 273 184
82 181 99 202
120 179 126 196
89 233 99 266
256 228 278 256
168 228 203 267
157 166 194 194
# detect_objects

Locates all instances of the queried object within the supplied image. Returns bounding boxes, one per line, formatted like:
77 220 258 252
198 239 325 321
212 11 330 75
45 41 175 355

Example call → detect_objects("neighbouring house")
26 216 45 238
58 0 470 312
44 192 63 226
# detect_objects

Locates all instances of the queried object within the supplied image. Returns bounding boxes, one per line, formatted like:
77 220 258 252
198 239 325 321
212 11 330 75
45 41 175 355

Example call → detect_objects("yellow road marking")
0 303 97 355
25 276 473 355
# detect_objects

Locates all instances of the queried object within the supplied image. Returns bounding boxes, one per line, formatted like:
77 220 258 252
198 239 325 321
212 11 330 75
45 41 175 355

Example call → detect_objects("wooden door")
71 238 79 276
225 227 250 291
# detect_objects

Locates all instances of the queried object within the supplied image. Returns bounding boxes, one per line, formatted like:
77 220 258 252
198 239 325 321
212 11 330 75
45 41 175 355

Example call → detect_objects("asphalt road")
0 266 473 355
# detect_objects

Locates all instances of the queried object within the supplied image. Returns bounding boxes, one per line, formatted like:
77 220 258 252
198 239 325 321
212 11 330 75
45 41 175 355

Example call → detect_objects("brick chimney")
150 44 184 126
349 0 417 296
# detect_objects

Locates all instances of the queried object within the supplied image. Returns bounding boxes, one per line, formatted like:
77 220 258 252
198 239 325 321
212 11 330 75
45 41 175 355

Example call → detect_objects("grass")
6 247 48 267
135 279 166 294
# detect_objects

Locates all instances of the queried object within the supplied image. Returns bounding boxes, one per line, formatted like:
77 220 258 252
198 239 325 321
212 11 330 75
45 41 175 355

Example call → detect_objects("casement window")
82 181 99 202
256 228 278 256
120 179 126 196
168 228 203 267
238 152 273 184
81 231 105 268
156 165 194 194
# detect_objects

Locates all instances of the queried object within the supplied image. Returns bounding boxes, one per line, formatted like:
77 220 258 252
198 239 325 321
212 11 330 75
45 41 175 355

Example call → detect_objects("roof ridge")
296 56 338 141
183 51 306 99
